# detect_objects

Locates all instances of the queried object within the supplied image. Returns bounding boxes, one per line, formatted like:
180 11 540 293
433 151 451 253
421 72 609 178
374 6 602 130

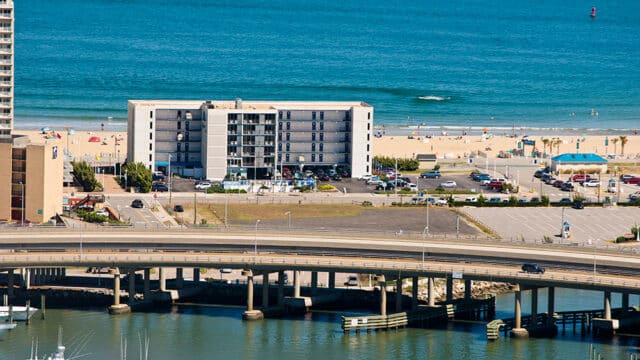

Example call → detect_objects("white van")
607 179 618 193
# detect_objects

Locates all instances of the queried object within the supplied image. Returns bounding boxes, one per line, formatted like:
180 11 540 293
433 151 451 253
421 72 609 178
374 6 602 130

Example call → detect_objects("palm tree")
619 136 628 156
612 138 619 156
554 138 562 154
542 138 550 156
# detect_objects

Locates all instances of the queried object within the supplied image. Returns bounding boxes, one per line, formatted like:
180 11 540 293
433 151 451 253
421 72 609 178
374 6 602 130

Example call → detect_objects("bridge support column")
242 270 263 320
379 276 387 317
293 271 301 298
428 277 435 307
23 268 30 289
128 270 136 304
446 276 453 302
193 268 200 283
277 271 285 307
143 268 150 300
604 291 612 320
158 268 166 292
510 285 528 338
262 272 269 309
328 272 335 289
7 269 14 298
176 268 184 289
395 278 403 312
311 272 318 296
622 292 629 310
530 288 538 328
411 276 418 311
464 279 472 300
113 274 121 305
547 287 555 327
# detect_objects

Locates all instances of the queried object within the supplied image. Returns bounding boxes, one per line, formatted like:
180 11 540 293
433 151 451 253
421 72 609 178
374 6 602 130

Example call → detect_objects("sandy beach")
13 129 640 169
14 129 127 166
372 134 640 161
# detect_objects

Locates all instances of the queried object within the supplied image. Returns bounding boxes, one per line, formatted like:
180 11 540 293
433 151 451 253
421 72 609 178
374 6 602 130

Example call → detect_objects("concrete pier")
159 268 166 292
395 278 402 312
109 272 131 314
277 271 285 307
242 270 263 320
176 268 184 289
262 272 269 309
328 272 335 289
547 287 555 327
379 278 387 317
604 291 611 320
293 271 301 298
143 268 151 300
193 268 200 283
7 269 14 297
622 292 629 310
411 276 418 311
530 288 538 328
510 285 528 338
464 279 472 300
311 271 318 295
128 270 136 303
428 277 435 307
446 276 453 302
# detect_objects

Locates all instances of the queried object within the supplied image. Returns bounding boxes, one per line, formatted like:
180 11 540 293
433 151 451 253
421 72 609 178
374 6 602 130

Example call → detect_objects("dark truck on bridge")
521 263 545 274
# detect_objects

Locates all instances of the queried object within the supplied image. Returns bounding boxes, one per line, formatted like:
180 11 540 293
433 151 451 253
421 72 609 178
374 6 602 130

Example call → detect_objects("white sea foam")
418 95 450 101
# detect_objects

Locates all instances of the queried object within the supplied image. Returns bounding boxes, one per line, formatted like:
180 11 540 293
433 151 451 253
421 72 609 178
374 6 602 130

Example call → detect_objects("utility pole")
193 192 197 225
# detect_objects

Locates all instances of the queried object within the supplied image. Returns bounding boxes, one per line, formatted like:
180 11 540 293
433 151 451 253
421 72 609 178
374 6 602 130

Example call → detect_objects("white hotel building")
0 0 13 140
127 99 373 180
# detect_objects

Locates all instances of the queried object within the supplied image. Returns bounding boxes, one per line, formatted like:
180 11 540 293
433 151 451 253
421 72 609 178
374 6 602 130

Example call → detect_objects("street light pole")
285 211 291 229
560 207 565 243
193 192 197 225
426 202 430 236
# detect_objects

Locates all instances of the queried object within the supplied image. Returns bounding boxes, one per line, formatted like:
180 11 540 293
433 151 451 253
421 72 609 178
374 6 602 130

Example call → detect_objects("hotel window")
278 112 283 120
278 143 282 151
286 122 290 130
279 121 282 129
367 112 371 120
177 143 181 152
312 133 316 141
228 114 238 121
319 154 323 162
319 143 323 152
367 155 370 162
286 133 290 141
149 132 153 140
150 111 153 118
311 143 316 151
177 121 181 130
286 143 290 151
286 154 290 162
320 122 324 130
367 134 370 141
312 122 316 131
149 122 153 130
319 133 324 141
149 154 152 161
286 111 291 120
185 143 189 153
149 144 152 151
367 123 370 130
320 112 324 120
312 112 316 120
311 154 316 162
367 144 370 151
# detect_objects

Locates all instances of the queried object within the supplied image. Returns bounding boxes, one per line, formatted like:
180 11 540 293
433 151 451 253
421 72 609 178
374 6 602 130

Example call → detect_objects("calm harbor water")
14 0 640 131
1 288 639 360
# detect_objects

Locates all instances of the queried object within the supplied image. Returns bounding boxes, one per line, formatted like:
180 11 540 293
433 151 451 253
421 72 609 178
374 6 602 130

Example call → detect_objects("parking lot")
464 206 640 244
104 195 167 228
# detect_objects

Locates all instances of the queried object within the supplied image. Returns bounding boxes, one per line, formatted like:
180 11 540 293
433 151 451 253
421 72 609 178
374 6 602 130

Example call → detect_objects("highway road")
1 230 639 293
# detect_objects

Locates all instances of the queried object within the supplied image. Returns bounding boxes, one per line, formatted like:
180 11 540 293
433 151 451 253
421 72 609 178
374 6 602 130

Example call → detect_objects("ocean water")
14 0 640 131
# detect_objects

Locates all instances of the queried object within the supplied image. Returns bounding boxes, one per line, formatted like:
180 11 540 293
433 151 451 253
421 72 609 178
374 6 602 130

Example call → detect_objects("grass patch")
450 208 497 237
183 203 365 223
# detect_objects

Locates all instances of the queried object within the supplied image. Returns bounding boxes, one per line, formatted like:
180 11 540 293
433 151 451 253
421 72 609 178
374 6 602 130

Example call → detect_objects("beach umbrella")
68 129 76 135
88 136 101 142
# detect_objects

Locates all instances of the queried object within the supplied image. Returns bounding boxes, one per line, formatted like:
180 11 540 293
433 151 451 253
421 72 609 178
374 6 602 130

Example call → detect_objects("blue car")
420 170 441 179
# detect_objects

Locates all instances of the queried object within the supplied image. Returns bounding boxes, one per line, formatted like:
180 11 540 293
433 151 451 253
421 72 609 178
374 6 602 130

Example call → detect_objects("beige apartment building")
0 136 63 224
0 0 13 140
127 99 373 181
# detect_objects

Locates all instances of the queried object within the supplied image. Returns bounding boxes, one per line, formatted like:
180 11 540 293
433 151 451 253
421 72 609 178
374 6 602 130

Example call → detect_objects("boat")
590 6 596 18
0 305 39 321
0 323 18 332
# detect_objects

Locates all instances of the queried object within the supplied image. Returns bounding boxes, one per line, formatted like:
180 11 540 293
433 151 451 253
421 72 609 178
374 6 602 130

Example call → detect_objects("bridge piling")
530 288 538 328
379 276 387 317
547 287 555 327
446 276 453 302
311 272 318 296
159 268 166 292
128 270 136 304
428 277 435 307
395 278 402 312
293 271 301 298
604 291 611 320
510 285 528 338
277 271 285 307
411 277 418 311
328 272 335 289
7 269 14 298
143 268 150 300
176 268 184 290
622 292 629 310
242 269 263 320
193 268 200 283
262 272 269 309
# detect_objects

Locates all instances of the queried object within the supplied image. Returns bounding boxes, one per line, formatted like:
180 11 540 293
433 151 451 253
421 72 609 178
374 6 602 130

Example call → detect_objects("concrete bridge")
1 229 639 335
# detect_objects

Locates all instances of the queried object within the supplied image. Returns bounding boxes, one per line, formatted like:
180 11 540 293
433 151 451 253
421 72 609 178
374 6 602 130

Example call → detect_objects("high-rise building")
127 99 373 180
0 0 12 140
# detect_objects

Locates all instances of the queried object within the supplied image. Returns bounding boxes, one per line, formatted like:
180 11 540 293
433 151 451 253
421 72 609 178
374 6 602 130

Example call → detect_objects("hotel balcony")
0 80 11 87
0 28 12 34
0 70 11 75
0 59 11 65
0 38 10 44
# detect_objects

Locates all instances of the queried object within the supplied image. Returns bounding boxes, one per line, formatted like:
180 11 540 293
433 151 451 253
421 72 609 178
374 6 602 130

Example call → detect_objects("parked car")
619 174 634 182
131 199 144 208
489 197 502 203
628 191 640 201
572 201 584 209
583 179 600 187
375 182 395 191
465 196 478 202
440 180 457 188
367 177 383 185
318 174 330 181
487 181 503 190
152 183 169 192
95 209 109 217
561 182 574 191
571 174 591 183
559 198 572 204
173 205 184 212
552 180 564 188
434 198 448 206
359 174 373 181
420 170 441 179
623 176 640 185
331 174 342 181
534 170 545 178
404 183 418 191
344 275 358 287
530 197 541 203
195 181 212 190
521 263 545 274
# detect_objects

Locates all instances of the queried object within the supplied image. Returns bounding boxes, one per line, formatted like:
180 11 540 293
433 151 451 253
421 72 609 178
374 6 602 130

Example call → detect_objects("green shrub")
361 201 373 207
318 184 335 191
615 236 627 243
71 161 101 192
373 156 419 172
76 209 109 223
121 162 152 193
541 195 550 206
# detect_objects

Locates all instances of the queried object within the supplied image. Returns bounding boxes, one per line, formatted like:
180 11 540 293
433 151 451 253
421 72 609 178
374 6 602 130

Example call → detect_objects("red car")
571 174 590 183
553 180 565 188
487 181 503 190
625 177 640 185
